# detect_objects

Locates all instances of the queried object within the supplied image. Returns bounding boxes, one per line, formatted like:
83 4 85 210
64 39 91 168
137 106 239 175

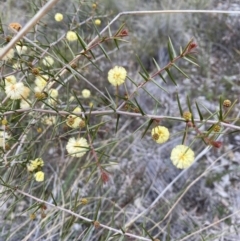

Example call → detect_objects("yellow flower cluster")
34 75 48 92
0 47 14 61
34 75 58 105
16 45 28 55
82 89 91 98
66 107 83 129
151 126 195 169
151 126 170 144
170 145 195 169
41 116 57 126
34 171 44 182
5 75 30 100
42 56 54 67
54 13 63 22
94 19 101 25
27 158 44 172
108 66 127 86
66 137 89 157
27 158 45 182
66 31 78 41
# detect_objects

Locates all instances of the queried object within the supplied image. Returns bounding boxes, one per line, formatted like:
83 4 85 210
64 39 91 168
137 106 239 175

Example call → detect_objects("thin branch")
2 108 240 130
0 0 60 60
15 188 152 241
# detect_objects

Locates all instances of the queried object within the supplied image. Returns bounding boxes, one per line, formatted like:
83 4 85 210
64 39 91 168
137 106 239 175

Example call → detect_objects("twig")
0 0 60 60
15 188 152 241
2 108 240 130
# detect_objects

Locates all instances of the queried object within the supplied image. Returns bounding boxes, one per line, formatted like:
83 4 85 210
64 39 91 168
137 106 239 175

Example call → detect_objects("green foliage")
0 1 239 241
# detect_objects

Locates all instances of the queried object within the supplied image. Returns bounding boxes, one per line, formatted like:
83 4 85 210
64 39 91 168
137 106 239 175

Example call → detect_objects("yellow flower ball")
34 75 48 92
16 45 28 55
73 107 81 113
170 145 195 169
89 102 94 108
66 31 78 41
41 116 56 126
94 19 101 25
55 13 63 22
108 66 127 86
49 88 58 98
80 198 88 205
42 56 54 67
5 75 16 85
151 126 170 144
34 171 44 182
0 47 14 61
27 158 44 172
66 137 89 157
5 82 27 100
20 99 31 108
66 115 82 129
0 48 14 61
82 89 91 98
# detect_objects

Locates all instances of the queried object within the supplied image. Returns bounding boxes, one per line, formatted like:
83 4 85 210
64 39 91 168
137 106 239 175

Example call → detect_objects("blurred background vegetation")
1 0 240 240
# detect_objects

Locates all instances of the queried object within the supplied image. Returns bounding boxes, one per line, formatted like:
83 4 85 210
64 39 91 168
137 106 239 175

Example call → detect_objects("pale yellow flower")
170 145 195 169
66 31 78 41
49 88 58 98
5 75 16 85
108 66 127 86
47 98 57 106
66 115 82 129
27 158 44 172
22 86 30 99
54 13 63 22
20 99 31 108
47 88 58 106
151 126 170 144
34 171 44 182
0 47 14 61
82 89 91 98
80 198 88 204
94 19 101 25
41 116 56 126
0 131 10 147
42 56 54 67
12 63 21 70
69 95 75 102
34 75 48 92
5 82 27 99
5 76 29 99
66 137 89 157
16 45 28 55
66 107 82 128
89 102 94 108
73 107 81 113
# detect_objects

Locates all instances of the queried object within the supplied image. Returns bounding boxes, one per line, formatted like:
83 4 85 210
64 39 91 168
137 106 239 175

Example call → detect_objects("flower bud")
93 221 100 228
211 141 222 148
183 111 192 121
35 92 47 100
1 119 8 126
9 22 22 31
30 213 36 220
213 124 221 132
31 68 40 75
223 99 231 108
80 198 88 205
